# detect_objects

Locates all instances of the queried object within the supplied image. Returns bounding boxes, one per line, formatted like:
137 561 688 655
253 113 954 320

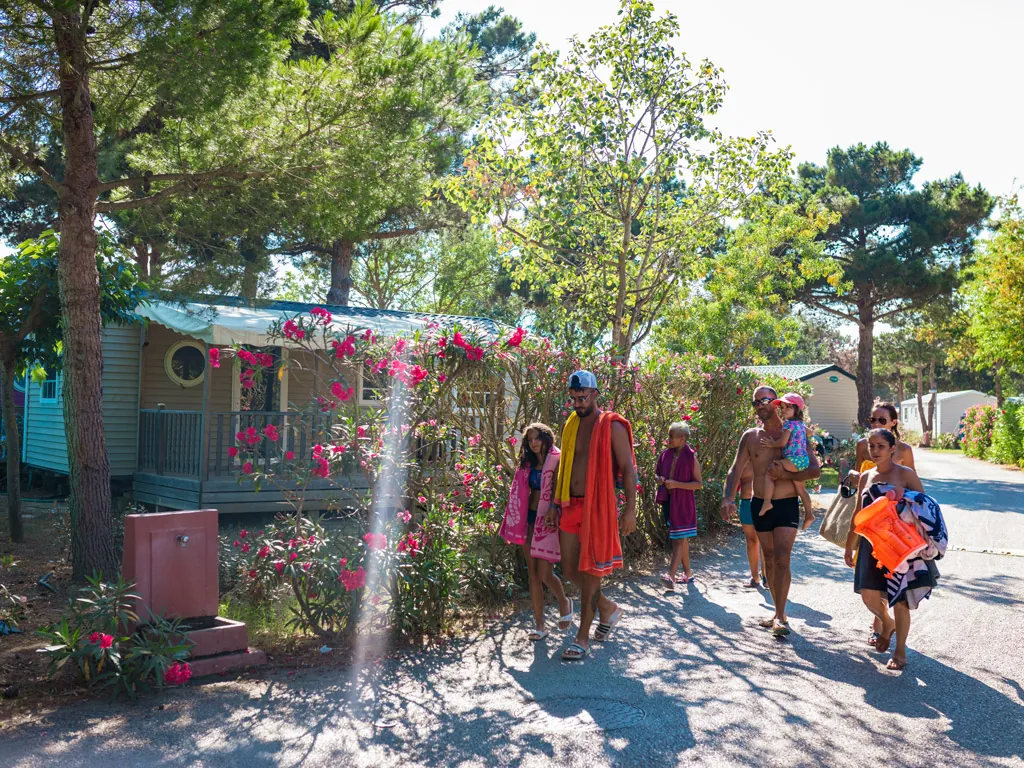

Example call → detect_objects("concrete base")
188 648 267 678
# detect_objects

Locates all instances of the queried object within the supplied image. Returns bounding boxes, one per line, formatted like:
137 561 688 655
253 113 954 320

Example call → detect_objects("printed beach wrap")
499 446 561 562
556 411 635 577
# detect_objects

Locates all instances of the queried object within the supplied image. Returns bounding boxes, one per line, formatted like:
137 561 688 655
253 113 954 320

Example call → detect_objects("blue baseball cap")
568 370 598 390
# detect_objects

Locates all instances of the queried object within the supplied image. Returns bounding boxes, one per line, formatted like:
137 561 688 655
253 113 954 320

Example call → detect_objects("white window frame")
40 372 60 403
359 368 388 407
164 340 207 388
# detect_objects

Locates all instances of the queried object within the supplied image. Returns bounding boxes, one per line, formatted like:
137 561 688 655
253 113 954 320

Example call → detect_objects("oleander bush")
963 404 998 458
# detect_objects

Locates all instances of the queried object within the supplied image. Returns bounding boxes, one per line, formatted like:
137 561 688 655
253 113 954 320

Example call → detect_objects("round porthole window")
165 341 207 388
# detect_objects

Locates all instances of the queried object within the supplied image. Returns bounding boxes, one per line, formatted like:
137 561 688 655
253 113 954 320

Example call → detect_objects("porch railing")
138 408 462 480
137 409 203 477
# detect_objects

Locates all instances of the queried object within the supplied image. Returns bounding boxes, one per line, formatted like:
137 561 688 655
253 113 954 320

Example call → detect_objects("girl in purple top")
655 422 704 587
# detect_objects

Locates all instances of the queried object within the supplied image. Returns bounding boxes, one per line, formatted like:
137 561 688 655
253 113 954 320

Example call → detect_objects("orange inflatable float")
853 495 927 576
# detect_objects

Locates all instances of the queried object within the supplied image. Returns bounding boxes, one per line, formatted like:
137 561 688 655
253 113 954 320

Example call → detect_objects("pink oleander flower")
331 381 355 401
417 496 426 504
248 569 258 579
310 307 332 324
89 631 100 644
242 461 253 474
263 424 279 441
398 509 412 523
99 634 114 649
285 450 295 460
357 426 367 438
257 545 270 559
339 566 367 591
241 542 251 554
438 373 447 384
273 561 285 575
363 532 387 550
164 661 192 686
208 347 221 368
228 446 239 458
506 327 526 347
312 457 330 478
233 540 241 548
289 551 298 562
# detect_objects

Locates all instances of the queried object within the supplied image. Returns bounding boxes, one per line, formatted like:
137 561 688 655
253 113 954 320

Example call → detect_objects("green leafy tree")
962 197 1024 390
447 0 792 360
0 232 143 544
0 0 306 578
790 142 993 425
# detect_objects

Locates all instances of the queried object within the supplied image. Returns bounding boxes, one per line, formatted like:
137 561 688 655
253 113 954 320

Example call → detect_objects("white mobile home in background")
899 390 997 437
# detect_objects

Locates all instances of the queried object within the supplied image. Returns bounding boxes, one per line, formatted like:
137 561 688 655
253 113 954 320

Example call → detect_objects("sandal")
528 629 549 642
561 642 588 661
557 598 573 631
875 628 895 653
772 619 791 637
758 617 776 629
867 632 880 647
886 655 907 671
744 578 759 588
660 573 675 589
675 573 692 584
593 606 623 642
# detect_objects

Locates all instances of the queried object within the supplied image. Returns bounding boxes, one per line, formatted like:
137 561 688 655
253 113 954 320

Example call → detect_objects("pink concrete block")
123 509 219 619
186 617 250 657
188 648 267 678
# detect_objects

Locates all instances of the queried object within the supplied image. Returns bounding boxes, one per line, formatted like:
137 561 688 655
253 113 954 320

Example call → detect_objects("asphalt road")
3 449 1023 767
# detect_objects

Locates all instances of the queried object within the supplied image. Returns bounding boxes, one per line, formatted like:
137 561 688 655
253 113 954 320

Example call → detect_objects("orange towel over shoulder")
579 411 634 577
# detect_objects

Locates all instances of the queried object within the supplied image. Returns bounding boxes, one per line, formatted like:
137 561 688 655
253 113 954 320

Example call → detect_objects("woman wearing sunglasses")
847 402 916 648
852 403 916 474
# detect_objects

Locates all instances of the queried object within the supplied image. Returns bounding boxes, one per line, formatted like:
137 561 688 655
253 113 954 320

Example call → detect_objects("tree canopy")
448 0 792 360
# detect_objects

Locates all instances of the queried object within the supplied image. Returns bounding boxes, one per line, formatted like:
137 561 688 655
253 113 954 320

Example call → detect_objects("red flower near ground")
285 450 295 460
242 461 254 474
274 561 285 575
164 662 193 686
257 545 270 559
506 327 526 347
99 634 114 649
89 631 100 644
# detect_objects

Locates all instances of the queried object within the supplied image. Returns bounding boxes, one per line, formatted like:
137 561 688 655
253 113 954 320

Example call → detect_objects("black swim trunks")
751 496 800 533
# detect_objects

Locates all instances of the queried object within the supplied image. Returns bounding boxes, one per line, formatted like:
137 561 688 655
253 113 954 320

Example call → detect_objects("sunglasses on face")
751 397 774 408
868 417 890 424
568 395 591 405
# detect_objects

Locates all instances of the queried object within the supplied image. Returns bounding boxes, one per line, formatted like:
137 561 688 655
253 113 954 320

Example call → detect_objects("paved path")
3 450 1023 767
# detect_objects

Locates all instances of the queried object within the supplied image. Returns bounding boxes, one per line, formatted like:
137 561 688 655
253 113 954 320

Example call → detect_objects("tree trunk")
994 366 1003 407
612 219 631 362
0 357 23 543
325 238 355 306
855 307 875 428
915 364 931 447
240 260 259 303
925 360 937 443
55 11 118 581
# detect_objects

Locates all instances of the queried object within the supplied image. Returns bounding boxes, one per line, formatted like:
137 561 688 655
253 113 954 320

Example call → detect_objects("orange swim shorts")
559 497 585 535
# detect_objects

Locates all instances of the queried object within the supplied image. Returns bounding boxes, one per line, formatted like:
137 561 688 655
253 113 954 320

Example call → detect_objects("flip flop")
557 598 573 630
886 656 907 671
758 617 776 629
744 578 759 588
593 606 623 642
561 642 588 661
772 620 791 637
660 573 675 588
867 632 880 647
675 574 692 584
528 629 549 641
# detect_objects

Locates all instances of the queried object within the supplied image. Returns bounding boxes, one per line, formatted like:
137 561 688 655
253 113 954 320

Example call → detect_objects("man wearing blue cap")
549 370 637 660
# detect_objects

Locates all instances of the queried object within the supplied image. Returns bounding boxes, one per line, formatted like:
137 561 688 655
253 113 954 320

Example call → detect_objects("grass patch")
812 467 839 490
921 447 963 455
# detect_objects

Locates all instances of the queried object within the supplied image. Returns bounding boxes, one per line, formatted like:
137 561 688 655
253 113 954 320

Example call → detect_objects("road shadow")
918 478 1024 516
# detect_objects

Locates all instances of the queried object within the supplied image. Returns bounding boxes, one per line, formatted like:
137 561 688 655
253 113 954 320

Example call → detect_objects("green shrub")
36 573 192 698
988 402 1024 467
1 555 27 631
963 404 998 458
933 432 959 450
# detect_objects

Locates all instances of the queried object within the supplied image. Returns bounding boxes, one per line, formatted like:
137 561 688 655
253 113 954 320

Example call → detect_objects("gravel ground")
2 449 1022 767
